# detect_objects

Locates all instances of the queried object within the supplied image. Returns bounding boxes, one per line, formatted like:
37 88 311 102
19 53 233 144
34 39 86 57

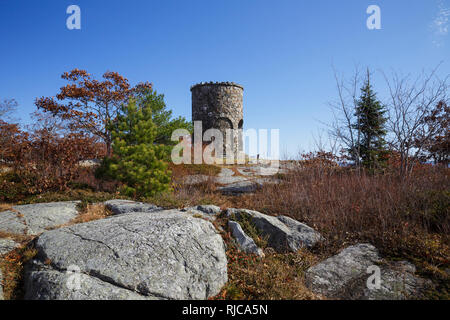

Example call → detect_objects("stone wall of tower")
191 82 244 159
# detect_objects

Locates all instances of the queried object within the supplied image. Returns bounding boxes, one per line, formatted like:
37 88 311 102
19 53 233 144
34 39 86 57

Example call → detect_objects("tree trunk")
106 139 112 157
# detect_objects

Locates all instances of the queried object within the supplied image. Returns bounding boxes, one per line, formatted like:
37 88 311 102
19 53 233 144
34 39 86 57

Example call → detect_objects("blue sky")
0 0 449 157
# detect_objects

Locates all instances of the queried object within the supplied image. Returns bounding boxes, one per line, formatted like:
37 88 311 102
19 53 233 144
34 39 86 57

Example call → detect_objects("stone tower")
191 82 244 159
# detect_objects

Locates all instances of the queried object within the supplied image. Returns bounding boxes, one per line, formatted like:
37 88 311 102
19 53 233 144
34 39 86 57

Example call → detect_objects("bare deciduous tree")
0 98 18 122
383 66 449 176
328 66 363 169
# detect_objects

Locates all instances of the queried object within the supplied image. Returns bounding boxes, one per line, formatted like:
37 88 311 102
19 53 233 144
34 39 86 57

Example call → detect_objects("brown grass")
0 244 38 300
0 231 32 244
212 215 322 300
170 163 221 179
71 203 111 224
44 203 112 232
233 167 247 177
230 167 449 253
217 165 450 298
16 189 117 206
0 203 12 212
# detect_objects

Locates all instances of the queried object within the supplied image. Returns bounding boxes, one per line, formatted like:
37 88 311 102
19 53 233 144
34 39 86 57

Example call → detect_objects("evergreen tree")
133 86 192 149
352 71 388 171
106 99 171 198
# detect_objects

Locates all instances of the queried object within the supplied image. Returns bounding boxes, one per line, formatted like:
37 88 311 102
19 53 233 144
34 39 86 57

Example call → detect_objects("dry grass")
212 215 322 300
143 175 228 209
170 163 221 179
230 167 449 255
71 203 111 224
0 244 38 300
158 162 447 299
17 189 117 206
0 203 12 212
44 203 112 232
228 166 245 177
217 165 450 298
0 231 32 244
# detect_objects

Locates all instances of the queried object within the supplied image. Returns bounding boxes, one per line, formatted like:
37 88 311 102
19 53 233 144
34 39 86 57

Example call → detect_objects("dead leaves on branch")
34 69 152 155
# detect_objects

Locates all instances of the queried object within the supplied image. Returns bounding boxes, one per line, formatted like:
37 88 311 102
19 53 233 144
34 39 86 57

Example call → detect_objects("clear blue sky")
0 0 449 157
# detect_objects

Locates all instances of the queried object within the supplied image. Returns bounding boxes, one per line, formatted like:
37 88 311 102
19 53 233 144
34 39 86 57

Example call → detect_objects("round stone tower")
191 82 244 159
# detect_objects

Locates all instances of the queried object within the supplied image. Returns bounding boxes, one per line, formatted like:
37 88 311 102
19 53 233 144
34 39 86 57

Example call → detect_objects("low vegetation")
213 213 321 300
0 245 37 300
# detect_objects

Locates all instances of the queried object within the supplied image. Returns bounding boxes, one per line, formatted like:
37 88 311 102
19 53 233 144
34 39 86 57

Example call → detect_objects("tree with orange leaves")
417 100 449 166
35 69 152 156
0 120 26 164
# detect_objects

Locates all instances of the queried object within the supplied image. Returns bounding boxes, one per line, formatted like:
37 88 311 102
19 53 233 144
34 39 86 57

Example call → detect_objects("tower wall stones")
191 82 244 159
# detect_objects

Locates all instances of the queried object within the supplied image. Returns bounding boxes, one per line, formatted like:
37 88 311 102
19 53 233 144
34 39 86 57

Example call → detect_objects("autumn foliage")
35 69 152 156
0 114 103 201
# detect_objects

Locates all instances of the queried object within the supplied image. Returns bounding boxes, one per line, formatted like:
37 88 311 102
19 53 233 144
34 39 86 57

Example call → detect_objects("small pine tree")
352 70 388 171
107 99 171 198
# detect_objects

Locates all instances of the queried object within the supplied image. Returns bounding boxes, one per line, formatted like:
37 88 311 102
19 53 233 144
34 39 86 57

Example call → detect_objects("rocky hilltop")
0 200 433 300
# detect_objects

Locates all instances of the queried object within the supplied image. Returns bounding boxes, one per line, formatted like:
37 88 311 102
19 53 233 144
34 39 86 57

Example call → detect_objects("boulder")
19 202 80 235
183 175 211 185
226 209 322 252
277 216 323 249
253 177 281 185
0 238 20 256
182 205 222 221
183 174 248 186
215 176 248 185
218 181 261 195
361 261 433 300
306 243 381 298
104 200 161 215
237 165 282 176
237 167 255 176
25 210 228 300
0 202 80 236
0 211 27 235
217 168 235 177
255 166 283 176
193 205 222 215
25 262 149 300
228 221 264 257
305 244 433 300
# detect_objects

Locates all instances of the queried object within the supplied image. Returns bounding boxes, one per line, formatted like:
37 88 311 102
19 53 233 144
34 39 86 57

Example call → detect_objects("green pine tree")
133 86 192 151
352 70 388 171
107 99 172 198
